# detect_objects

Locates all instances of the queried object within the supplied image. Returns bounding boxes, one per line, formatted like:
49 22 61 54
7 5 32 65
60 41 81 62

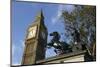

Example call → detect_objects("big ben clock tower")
21 10 48 65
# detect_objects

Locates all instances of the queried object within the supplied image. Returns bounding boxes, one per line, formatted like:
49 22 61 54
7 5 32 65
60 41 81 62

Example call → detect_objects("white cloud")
46 47 57 58
12 40 25 65
12 44 15 56
20 40 25 48
51 5 75 25
51 5 63 24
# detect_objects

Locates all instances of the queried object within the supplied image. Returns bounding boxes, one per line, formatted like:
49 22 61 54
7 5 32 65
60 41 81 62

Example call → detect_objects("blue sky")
12 0 75 65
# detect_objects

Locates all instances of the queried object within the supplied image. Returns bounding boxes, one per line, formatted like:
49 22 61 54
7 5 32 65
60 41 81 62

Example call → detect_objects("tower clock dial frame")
27 26 37 39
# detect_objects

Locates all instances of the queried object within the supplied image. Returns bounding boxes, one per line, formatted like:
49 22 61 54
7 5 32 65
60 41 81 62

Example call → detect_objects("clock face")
27 26 37 39
41 31 46 39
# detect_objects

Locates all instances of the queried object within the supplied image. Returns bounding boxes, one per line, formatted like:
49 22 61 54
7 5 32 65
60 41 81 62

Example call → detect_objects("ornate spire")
29 9 44 27
35 9 44 20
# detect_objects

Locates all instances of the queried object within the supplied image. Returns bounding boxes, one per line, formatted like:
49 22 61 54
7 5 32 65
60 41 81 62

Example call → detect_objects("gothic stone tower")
21 10 48 65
